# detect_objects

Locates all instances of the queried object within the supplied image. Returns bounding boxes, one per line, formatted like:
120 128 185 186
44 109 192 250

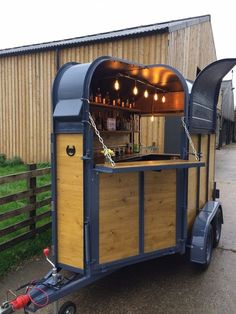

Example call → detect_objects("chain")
181 117 200 161
88 112 116 167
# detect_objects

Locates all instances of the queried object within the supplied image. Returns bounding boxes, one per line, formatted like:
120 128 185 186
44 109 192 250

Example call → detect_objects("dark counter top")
94 159 205 174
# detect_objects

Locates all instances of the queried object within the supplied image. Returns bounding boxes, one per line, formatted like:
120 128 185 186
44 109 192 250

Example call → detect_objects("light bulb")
162 95 166 103
154 93 158 101
144 89 149 98
151 115 154 122
133 85 138 95
114 79 120 91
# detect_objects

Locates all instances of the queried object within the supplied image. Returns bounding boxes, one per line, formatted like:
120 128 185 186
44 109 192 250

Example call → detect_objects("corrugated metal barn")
216 80 235 148
0 14 216 163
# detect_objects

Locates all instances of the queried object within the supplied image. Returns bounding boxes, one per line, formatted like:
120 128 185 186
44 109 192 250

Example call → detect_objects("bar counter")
95 159 205 173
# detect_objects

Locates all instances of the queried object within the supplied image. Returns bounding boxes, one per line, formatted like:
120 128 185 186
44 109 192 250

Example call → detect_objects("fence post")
28 163 36 236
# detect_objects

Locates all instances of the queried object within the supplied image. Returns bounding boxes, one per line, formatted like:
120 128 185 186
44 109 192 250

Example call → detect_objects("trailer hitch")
0 302 14 314
0 294 31 314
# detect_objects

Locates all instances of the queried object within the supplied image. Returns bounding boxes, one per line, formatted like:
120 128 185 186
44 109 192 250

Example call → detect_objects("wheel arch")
190 201 223 264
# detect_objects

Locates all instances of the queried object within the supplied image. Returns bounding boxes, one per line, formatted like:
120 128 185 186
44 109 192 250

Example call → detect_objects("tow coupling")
0 248 59 314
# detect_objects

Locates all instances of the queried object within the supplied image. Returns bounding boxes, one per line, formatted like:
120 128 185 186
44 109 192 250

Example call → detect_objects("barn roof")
0 15 210 57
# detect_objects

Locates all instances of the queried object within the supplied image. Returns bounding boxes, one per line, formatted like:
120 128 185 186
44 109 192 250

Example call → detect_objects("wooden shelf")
90 101 141 113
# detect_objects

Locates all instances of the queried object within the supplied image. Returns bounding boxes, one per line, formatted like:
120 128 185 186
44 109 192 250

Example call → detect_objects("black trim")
196 134 201 213
206 134 211 201
139 172 144 254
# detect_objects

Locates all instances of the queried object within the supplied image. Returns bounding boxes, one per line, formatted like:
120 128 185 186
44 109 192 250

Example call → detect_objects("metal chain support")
181 117 200 161
88 112 116 167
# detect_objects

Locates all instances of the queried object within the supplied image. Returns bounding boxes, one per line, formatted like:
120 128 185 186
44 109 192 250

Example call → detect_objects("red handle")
11 294 31 310
43 247 50 257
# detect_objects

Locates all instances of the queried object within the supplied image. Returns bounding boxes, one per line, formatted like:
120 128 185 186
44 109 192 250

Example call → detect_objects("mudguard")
190 201 223 264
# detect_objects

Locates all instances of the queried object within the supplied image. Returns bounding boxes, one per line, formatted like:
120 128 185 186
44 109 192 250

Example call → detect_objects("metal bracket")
81 155 91 161
184 149 202 160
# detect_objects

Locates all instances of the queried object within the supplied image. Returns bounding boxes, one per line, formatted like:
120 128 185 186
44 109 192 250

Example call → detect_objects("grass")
0 155 52 277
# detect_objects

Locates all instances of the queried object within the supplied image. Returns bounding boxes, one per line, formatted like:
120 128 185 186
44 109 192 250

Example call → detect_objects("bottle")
95 88 102 103
132 97 136 108
116 93 121 106
96 111 103 130
116 112 121 130
126 116 131 131
105 92 110 105
89 92 93 102
98 88 102 103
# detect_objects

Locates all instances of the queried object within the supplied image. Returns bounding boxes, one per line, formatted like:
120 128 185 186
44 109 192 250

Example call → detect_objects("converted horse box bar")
1 57 236 314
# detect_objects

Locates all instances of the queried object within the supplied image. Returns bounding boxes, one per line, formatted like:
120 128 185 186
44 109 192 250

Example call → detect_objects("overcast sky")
1 0 235 99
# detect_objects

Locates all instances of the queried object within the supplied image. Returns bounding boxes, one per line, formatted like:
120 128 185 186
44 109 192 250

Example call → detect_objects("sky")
0 0 235 100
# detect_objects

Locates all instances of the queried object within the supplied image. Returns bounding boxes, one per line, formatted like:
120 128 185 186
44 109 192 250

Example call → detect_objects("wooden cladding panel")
144 170 176 252
187 135 199 231
59 34 168 65
0 51 56 163
56 134 84 269
140 116 165 153
168 21 216 80
0 21 217 163
99 173 139 264
199 135 208 208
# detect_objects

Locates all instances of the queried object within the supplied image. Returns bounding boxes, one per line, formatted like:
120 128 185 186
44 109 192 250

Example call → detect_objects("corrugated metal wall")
0 21 216 162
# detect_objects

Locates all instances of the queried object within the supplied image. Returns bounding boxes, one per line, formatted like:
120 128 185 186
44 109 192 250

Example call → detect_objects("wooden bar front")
98 169 177 264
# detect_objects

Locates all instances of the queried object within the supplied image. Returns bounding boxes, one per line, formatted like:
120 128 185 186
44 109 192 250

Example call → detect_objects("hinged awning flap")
189 58 236 133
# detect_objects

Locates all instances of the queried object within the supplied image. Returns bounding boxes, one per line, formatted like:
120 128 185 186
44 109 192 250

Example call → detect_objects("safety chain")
181 117 200 161
88 112 116 167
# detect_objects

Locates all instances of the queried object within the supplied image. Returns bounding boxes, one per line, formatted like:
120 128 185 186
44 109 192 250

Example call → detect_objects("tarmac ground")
0 144 236 314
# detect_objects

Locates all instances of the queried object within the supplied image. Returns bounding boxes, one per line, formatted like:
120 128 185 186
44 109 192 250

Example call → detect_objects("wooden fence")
0 165 51 251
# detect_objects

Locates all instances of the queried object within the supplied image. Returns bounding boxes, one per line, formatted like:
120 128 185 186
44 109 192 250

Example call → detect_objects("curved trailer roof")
52 56 236 134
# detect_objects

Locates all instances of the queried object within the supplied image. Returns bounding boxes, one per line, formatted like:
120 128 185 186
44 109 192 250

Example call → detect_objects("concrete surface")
0 144 236 314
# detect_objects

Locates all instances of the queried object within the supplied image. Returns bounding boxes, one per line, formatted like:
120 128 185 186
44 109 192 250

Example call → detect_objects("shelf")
100 130 132 134
90 101 141 113
95 160 205 174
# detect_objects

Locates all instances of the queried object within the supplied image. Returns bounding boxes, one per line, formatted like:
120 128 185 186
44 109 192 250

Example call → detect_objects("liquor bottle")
116 93 121 106
97 88 102 103
116 112 121 130
132 97 136 108
96 111 103 130
95 88 102 103
126 116 131 131
89 92 93 102
105 92 110 105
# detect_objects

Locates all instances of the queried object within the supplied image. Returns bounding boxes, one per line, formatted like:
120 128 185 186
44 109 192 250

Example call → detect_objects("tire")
212 209 222 248
58 301 76 314
198 224 214 270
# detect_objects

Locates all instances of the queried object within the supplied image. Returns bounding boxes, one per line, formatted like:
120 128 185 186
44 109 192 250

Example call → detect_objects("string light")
144 89 149 98
150 115 154 122
114 79 120 91
162 95 166 103
133 81 138 95
154 92 158 101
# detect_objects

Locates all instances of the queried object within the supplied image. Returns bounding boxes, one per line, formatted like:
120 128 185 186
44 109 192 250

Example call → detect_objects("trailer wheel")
212 209 222 248
58 301 76 314
198 224 214 270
